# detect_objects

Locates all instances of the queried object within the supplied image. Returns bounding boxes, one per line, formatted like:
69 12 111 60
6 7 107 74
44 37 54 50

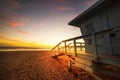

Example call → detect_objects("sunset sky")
0 0 98 49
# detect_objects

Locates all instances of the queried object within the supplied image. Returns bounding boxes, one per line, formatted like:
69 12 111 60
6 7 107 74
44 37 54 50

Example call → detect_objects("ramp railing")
51 26 120 79
51 26 120 59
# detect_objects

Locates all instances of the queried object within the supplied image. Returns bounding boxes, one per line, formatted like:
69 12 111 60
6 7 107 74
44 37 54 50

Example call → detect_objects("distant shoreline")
0 49 50 51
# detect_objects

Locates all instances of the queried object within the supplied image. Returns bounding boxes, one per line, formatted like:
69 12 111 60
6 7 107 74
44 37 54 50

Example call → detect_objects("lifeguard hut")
51 0 120 79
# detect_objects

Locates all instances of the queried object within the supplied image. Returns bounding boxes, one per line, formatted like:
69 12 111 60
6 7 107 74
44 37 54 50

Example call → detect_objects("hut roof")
68 0 112 27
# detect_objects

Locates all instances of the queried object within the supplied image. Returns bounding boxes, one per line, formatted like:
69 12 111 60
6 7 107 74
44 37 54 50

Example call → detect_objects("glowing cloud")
10 21 23 27
0 15 29 34
0 16 24 27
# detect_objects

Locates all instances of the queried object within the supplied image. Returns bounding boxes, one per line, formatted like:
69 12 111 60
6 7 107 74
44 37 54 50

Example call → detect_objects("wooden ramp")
51 26 120 80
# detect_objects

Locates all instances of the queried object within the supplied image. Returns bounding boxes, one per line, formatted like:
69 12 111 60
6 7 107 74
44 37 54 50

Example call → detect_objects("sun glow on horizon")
0 26 81 49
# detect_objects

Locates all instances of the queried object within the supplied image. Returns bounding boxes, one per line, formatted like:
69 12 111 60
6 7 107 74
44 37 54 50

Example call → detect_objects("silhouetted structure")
51 0 120 79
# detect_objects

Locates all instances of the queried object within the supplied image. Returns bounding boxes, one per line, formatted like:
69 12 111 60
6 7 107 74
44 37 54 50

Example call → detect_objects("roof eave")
68 0 112 27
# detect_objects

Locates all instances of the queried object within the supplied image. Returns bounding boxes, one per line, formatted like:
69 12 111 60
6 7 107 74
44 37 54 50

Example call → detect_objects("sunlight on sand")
0 51 96 80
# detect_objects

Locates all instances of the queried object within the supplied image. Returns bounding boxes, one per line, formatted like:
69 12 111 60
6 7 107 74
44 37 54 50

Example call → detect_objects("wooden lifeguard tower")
51 0 120 79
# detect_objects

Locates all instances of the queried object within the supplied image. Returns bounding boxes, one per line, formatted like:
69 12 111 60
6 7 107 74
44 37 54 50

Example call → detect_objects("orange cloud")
10 21 24 27
0 15 24 27
0 15 29 34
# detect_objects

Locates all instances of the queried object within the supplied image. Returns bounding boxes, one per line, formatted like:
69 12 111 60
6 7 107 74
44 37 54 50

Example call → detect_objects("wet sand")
0 51 96 80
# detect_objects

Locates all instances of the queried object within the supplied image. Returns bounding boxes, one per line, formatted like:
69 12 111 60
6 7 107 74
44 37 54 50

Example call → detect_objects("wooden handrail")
51 26 120 61
51 26 120 52
51 42 61 51
63 26 120 42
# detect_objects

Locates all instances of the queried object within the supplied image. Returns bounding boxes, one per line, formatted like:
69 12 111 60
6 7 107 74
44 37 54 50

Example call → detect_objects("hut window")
85 23 95 34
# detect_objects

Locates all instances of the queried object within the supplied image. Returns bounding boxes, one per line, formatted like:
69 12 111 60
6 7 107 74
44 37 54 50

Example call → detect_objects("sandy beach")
0 51 96 80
